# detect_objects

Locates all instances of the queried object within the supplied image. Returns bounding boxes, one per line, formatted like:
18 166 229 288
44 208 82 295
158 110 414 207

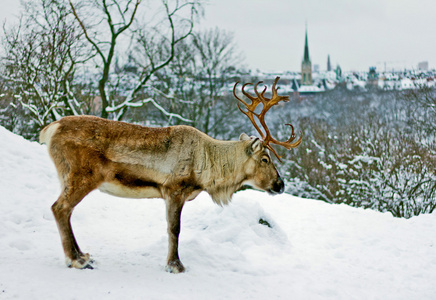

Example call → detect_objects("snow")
298 85 324 93
1 125 436 300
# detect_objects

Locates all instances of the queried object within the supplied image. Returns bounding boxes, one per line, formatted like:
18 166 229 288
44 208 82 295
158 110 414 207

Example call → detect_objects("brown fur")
40 115 284 272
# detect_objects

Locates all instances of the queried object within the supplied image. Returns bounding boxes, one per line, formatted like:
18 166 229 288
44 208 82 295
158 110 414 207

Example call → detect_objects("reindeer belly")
98 163 166 199
98 182 162 199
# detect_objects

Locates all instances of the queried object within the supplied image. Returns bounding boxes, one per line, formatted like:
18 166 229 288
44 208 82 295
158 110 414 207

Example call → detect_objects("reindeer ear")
242 134 264 155
247 138 264 155
239 133 250 141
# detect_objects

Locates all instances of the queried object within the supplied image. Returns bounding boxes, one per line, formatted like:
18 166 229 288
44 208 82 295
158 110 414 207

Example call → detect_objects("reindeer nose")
273 176 285 194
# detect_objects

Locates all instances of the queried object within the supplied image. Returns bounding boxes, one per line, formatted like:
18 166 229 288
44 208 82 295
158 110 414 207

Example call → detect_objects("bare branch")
69 0 107 64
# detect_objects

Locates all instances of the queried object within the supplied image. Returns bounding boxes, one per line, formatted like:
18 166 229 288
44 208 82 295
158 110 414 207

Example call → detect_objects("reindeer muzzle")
270 176 285 194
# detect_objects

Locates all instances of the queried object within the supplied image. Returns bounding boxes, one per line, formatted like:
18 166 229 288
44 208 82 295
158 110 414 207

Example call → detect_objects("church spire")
303 25 310 62
301 23 312 86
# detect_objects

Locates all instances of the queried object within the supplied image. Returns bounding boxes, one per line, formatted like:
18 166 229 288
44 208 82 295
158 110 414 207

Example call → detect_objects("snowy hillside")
1 125 435 300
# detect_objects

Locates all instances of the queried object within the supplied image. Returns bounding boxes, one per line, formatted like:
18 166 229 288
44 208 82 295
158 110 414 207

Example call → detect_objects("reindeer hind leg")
52 176 98 269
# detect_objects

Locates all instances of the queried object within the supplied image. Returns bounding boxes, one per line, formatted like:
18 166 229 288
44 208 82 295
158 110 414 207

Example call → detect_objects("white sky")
198 0 436 72
1 0 435 72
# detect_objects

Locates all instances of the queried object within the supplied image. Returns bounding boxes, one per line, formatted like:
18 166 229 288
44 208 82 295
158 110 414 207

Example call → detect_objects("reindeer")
39 76 302 273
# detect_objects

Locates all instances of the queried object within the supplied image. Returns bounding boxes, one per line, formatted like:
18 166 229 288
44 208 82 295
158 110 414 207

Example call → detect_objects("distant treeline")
274 87 436 218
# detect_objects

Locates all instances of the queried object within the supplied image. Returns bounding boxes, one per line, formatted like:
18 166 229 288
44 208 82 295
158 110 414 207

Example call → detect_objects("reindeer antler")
233 76 303 161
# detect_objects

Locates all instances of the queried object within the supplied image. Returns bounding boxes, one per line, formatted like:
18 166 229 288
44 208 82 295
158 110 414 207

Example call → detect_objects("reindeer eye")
261 157 269 163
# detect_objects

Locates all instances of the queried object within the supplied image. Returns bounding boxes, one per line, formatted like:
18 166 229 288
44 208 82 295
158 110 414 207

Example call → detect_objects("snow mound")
0 125 435 300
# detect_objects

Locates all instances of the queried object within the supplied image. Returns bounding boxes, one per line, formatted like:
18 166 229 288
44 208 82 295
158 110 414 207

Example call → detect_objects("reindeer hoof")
82 263 94 270
165 260 185 273
66 253 95 269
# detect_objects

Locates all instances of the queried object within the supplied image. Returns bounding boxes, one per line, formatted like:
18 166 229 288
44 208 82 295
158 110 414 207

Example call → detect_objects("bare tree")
404 85 436 135
1 0 92 134
69 0 201 120
158 28 243 137
190 28 242 136
69 0 141 119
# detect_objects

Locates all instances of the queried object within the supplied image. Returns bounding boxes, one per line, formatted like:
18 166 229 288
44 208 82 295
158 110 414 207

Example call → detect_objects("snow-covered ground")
1 125 435 300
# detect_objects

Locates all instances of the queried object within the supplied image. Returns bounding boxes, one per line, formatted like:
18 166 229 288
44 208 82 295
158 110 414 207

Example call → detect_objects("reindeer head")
233 76 303 194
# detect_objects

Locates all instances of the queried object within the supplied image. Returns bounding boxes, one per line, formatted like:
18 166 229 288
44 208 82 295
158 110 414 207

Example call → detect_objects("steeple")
327 54 332 71
303 26 310 62
301 24 312 85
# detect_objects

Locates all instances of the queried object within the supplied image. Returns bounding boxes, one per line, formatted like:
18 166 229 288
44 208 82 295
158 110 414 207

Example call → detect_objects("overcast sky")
198 0 436 72
1 0 435 72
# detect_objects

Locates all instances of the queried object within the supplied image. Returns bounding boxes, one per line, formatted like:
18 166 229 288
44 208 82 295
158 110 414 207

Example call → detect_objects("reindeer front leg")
164 196 185 273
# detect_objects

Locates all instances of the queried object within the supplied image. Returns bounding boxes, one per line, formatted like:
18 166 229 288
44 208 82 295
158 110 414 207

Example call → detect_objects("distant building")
313 64 320 73
418 61 428 71
335 65 342 81
301 27 312 85
327 55 332 72
366 67 378 88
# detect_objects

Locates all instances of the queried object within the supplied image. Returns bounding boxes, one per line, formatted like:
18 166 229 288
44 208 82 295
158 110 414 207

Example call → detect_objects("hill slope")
0 125 435 300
